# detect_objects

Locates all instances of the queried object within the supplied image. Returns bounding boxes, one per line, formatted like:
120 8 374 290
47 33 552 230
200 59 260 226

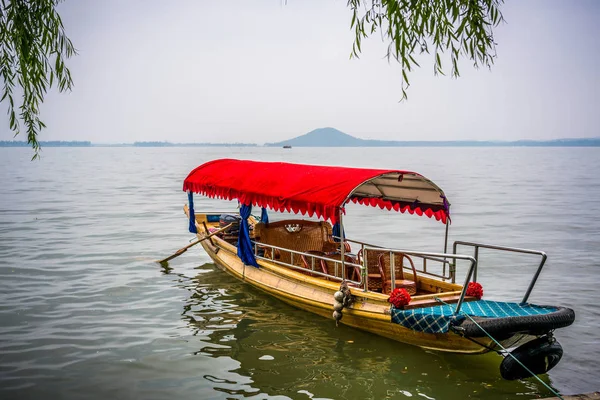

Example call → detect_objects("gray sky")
2 0 599 143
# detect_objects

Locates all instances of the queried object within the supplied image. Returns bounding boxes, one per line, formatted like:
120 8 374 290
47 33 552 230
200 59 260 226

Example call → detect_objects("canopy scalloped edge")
183 182 341 223
350 197 448 224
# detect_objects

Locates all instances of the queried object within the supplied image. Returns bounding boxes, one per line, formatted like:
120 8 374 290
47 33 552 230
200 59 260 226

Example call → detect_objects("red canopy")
183 159 450 224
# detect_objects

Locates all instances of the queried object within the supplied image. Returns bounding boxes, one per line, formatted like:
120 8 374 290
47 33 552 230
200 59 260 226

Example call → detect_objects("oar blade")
156 247 187 264
156 223 232 265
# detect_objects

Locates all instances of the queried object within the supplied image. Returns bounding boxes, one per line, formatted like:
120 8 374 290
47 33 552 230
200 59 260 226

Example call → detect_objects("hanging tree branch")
0 0 76 159
348 0 504 100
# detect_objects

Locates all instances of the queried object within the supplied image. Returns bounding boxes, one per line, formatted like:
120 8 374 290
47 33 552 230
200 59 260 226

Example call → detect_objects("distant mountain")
265 127 368 147
265 128 600 147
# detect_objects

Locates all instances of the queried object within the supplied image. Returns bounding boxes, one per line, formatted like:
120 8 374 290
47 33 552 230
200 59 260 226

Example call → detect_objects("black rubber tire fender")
499 337 563 380
457 306 575 338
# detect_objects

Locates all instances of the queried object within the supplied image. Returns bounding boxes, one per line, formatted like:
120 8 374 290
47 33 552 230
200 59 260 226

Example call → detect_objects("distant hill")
266 127 370 147
265 128 600 147
0 140 91 147
265 127 368 147
133 141 257 147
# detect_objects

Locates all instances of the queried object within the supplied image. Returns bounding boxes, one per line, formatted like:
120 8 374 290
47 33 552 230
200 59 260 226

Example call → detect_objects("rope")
460 334 503 354
435 298 563 400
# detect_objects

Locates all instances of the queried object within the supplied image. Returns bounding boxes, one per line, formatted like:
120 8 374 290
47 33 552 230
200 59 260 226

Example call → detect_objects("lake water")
1 146 599 399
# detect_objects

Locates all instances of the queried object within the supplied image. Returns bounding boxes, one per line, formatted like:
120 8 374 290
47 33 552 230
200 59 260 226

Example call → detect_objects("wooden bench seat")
402 295 477 310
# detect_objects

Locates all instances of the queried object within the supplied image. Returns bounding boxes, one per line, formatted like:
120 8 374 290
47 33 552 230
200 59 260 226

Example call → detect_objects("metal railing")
197 211 239 215
335 236 455 284
452 241 547 303
244 236 488 314
251 241 364 286
361 245 477 314
215 227 546 313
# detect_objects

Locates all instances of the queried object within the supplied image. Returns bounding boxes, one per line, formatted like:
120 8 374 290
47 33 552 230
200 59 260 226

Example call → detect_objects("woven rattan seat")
378 253 418 295
357 249 386 292
253 220 339 265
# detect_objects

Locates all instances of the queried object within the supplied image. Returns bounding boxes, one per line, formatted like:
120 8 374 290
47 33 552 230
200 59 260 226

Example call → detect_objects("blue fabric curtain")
188 192 197 234
332 222 344 242
260 207 269 223
237 204 259 267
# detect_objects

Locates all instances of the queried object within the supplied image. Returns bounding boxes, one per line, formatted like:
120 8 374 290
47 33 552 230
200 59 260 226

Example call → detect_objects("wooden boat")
182 159 575 380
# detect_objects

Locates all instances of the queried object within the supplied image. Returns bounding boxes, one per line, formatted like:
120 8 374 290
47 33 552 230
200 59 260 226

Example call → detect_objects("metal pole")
362 244 368 292
522 253 547 303
473 246 479 282
443 220 450 253
454 259 476 315
443 221 450 277
339 210 346 280
389 251 395 291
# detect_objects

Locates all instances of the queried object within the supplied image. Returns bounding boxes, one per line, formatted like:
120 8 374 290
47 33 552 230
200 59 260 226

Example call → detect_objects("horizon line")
2 138 600 148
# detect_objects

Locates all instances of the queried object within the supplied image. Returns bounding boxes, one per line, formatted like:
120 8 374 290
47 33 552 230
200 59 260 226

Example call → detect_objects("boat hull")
199 234 508 354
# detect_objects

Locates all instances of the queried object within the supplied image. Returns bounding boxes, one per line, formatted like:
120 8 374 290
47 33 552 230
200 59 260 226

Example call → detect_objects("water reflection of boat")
181 159 575 380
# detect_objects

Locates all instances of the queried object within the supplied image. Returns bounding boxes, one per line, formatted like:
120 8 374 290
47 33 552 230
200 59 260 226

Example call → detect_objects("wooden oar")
157 223 233 264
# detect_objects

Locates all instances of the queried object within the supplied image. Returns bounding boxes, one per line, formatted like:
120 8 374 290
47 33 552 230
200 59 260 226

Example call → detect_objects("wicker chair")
338 241 352 253
253 220 335 265
356 249 386 292
300 250 330 278
378 253 418 295
344 255 362 283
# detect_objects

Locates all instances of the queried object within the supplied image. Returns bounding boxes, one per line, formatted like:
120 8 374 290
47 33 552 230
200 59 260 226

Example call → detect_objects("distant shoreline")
266 127 600 148
0 141 258 148
1 140 600 148
0 140 93 147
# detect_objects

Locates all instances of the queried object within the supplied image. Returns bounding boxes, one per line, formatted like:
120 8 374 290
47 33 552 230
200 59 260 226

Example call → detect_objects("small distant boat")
283 145 292 149
182 159 575 380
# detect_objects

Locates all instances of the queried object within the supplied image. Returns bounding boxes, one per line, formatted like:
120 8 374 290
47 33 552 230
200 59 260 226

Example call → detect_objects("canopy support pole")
339 209 345 280
443 221 449 277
